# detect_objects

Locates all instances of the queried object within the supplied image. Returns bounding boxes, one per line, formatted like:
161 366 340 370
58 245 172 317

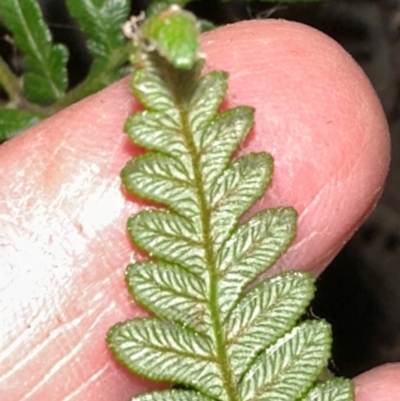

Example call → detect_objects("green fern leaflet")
107 5 354 401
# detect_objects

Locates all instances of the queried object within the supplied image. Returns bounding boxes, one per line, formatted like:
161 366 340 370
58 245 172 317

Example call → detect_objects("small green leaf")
0 0 68 103
124 110 186 157
107 319 224 398
239 321 332 401
141 6 200 70
128 210 205 274
121 154 198 217
132 58 204 111
131 389 214 401
188 71 228 135
62 0 130 100
199 107 255 193
66 0 129 61
217 207 297 318
132 65 177 111
0 109 43 142
125 71 229 159
127 262 210 332
209 153 273 249
226 272 315 380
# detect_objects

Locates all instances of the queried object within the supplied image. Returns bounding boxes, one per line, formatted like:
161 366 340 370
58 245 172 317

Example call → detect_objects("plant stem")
192 106 237 401
171 64 237 401
49 45 130 113
0 56 20 101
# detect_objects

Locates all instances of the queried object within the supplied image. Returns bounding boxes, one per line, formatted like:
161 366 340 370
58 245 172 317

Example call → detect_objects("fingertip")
354 363 400 401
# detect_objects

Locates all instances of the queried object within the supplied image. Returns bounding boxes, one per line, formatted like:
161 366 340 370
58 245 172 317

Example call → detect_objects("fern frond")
107 5 354 401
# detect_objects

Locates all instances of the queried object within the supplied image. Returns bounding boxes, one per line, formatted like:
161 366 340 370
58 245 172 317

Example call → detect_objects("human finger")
0 19 389 400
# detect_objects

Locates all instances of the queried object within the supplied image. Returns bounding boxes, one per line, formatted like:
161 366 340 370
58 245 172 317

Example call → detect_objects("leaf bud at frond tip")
122 5 201 71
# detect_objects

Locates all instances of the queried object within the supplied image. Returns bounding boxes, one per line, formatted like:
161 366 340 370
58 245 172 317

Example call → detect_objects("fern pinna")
107 5 354 401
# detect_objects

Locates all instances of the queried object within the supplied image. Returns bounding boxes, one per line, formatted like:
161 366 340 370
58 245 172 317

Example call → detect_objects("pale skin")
0 19 399 401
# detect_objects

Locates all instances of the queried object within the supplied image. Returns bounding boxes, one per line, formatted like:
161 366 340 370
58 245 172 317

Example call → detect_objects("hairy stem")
169 64 237 401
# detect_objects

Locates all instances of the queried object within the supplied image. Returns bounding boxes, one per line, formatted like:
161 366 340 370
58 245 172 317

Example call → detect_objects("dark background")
2 0 400 379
